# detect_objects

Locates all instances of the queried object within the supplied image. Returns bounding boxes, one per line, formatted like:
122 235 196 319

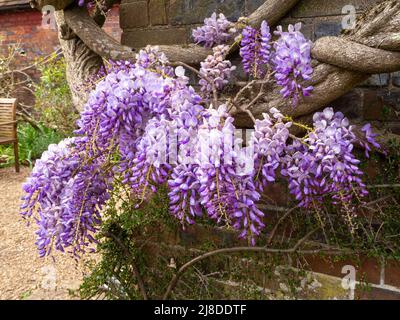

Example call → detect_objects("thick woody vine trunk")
233 0 400 126
54 11 103 110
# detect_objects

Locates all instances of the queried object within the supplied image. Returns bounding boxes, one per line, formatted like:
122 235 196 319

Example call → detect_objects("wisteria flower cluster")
240 22 313 105
193 15 313 107
192 13 235 48
281 108 369 208
273 23 314 106
199 45 236 96
22 13 381 258
21 137 111 257
240 21 272 78
252 108 291 191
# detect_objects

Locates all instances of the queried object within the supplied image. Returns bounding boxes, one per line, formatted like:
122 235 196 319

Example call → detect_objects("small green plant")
19 289 32 300
0 123 64 168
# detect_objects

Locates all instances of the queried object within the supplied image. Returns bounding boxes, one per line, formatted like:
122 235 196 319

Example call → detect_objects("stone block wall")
120 0 400 132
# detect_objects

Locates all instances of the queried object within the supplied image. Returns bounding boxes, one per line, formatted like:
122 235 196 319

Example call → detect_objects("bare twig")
267 206 299 245
162 227 321 300
16 112 43 133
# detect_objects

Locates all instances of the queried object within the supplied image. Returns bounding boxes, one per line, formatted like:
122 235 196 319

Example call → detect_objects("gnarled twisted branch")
42 0 400 122
233 0 400 125
62 0 302 64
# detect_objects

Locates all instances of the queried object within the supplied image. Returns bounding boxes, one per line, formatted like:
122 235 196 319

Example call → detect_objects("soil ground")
0 166 95 300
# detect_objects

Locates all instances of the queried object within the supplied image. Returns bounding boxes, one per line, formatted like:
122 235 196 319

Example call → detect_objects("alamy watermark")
342 5 357 30
41 265 57 291
41 5 57 31
341 265 356 300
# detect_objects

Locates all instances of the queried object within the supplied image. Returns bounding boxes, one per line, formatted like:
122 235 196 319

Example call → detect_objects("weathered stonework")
120 1 149 29
291 0 381 18
149 0 168 25
168 0 246 25
122 27 188 47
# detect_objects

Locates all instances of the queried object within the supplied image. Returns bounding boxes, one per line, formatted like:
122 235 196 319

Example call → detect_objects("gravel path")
0 166 95 300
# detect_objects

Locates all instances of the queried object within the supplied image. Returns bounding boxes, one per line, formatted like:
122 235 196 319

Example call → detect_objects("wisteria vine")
22 13 381 257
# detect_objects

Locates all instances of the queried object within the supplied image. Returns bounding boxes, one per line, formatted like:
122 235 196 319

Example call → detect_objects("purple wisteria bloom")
282 107 368 208
240 21 272 78
195 105 265 244
360 123 381 157
192 13 235 48
273 23 313 106
252 108 291 191
21 39 383 257
199 45 236 96
21 138 110 257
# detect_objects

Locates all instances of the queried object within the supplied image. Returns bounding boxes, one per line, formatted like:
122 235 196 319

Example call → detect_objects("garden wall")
0 4 122 67
120 0 400 134
119 0 400 299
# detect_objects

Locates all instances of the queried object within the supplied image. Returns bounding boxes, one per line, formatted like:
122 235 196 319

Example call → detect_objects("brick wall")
0 5 122 66
0 5 121 105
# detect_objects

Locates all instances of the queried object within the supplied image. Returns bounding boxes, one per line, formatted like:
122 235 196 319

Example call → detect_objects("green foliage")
79 186 175 300
78 144 400 300
1 56 75 168
0 123 64 168
34 56 78 135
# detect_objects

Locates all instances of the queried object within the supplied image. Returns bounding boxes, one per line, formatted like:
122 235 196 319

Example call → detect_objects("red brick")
385 260 400 288
303 255 382 285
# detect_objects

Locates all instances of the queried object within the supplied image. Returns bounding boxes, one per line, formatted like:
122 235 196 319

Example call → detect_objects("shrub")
34 56 79 135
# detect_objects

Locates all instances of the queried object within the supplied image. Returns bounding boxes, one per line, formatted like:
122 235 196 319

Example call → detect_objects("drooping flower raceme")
282 108 368 208
192 13 235 48
360 123 381 158
21 138 79 256
125 117 172 205
167 90 205 224
195 105 265 244
240 21 272 78
21 137 111 257
199 45 236 96
252 108 291 191
273 23 314 106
